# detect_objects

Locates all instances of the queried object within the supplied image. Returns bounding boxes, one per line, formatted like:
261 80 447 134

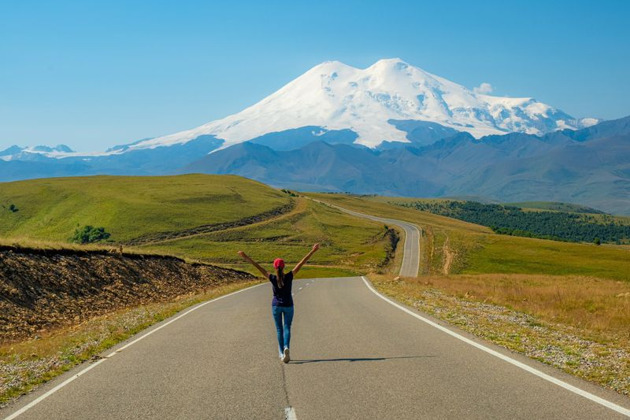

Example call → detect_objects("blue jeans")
272 305 294 354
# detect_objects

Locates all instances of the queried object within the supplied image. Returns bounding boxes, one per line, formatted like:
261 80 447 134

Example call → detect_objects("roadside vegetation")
371 273 630 395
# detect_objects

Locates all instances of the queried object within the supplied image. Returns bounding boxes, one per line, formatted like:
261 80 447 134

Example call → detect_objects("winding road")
2 206 629 419
314 200 421 277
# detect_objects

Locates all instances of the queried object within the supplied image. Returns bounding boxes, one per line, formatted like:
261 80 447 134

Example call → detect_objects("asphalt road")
3 276 629 419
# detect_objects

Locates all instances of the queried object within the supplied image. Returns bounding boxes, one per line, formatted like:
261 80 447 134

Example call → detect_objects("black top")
268 271 294 307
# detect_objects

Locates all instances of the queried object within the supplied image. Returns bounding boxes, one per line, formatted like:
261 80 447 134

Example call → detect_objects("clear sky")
1 0 629 152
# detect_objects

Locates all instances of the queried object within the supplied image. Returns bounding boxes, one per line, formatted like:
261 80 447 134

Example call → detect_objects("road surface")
3 277 629 419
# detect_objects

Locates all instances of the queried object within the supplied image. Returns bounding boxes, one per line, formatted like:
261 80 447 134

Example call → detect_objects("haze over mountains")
2 59 628 214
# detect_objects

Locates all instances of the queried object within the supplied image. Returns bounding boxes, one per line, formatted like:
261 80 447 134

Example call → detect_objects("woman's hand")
312 243 320 252
237 251 246 257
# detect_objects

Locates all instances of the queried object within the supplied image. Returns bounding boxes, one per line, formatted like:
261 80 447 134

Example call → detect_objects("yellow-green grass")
0 174 290 243
381 274 630 342
0 178 399 277
463 235 630 281
306 193 630 282
138 198 396 276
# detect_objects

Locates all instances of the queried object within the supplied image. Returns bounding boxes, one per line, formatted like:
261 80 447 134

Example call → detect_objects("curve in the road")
311 199 421 277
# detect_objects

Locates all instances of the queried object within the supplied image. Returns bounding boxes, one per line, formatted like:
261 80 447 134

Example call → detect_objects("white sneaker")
282 347 290 363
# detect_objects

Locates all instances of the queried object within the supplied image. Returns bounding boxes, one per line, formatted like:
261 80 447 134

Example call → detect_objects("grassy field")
0 174 290 243
138 196 398 276
0 176 398 277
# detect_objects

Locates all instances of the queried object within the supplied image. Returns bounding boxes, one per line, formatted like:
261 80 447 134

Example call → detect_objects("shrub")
72 225 111 244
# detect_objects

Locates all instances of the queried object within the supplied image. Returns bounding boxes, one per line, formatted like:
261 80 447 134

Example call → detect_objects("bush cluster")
72 225 111 244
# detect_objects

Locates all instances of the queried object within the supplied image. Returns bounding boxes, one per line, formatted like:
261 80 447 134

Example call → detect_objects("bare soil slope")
0 246 253 342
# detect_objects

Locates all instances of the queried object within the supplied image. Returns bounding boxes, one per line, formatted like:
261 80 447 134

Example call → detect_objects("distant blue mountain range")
1 116 629 215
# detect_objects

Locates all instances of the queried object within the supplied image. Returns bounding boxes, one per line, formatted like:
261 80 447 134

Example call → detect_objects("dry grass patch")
415 274 630 342
371 273 630 395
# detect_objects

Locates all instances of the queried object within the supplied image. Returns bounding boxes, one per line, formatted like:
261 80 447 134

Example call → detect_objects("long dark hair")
276 267 285 288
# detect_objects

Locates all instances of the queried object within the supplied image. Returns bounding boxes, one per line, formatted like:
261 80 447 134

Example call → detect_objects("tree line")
395 201 630 244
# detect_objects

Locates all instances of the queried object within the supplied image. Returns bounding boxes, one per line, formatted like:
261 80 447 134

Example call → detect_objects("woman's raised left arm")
237 251 270 278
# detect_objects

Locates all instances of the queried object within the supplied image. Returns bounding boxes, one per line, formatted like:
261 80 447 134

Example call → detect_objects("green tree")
72 225 111 244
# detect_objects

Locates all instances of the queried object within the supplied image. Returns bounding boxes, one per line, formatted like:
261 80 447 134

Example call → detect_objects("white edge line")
360 276 630 417
3 282 265 420
285 406 297 420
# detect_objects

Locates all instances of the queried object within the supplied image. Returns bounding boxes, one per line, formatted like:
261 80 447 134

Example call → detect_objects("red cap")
273 258 285 269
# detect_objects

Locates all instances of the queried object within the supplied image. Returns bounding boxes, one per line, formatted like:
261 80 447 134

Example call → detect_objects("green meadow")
0 175 396 277
0 174 289 242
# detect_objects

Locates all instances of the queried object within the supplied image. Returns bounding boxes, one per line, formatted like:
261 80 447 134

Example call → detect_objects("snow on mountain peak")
129 58 596 151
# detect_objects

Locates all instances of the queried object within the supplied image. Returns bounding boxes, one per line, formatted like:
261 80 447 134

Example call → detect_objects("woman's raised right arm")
237 251 270 278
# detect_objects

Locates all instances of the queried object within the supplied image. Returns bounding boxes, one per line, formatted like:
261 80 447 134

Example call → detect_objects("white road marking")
3 359 106 420
3 283 265 420
285 406 297 420
361 276 630 417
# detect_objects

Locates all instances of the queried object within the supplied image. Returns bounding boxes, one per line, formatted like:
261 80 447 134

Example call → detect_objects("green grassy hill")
0 175 290 242
0 175 398 277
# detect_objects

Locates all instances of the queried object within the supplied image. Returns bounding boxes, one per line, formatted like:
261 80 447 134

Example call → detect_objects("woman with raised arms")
237 243 320 363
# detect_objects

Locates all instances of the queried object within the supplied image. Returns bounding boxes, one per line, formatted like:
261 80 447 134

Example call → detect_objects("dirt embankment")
0 246 254 343
380 228 400 268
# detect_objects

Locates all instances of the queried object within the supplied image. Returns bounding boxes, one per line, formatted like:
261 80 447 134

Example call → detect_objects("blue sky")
1 0 629 151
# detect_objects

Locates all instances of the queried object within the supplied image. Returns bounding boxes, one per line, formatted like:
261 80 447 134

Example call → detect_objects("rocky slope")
0 246 253 343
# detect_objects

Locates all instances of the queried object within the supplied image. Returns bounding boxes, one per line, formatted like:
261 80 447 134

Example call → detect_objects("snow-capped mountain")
125 58 597 151
0 144 74 161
